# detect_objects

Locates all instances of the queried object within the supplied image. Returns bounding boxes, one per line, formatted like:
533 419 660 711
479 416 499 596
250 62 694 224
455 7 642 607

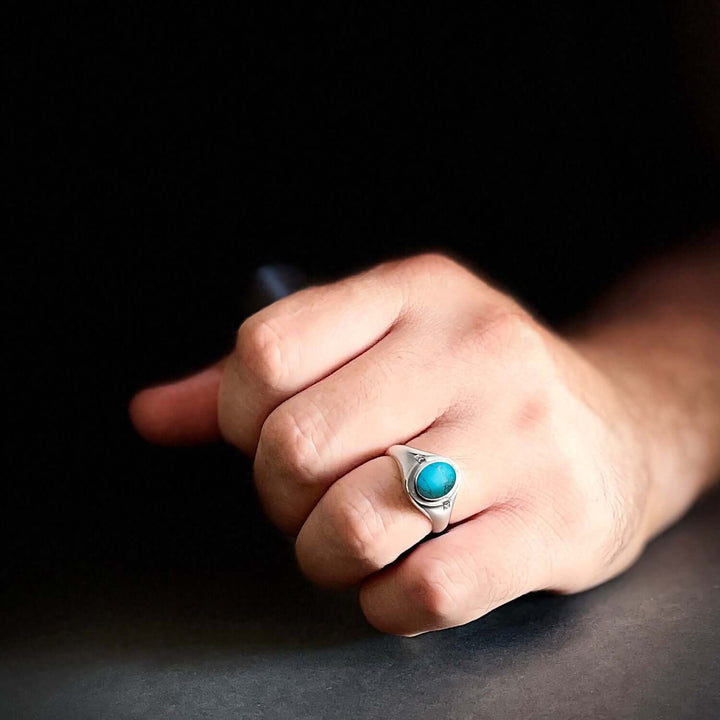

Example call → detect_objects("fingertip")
128 386 171 444
129 365 223 445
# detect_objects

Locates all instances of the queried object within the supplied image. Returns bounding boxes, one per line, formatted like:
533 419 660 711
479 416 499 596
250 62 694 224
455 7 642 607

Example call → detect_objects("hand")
131 254 666 635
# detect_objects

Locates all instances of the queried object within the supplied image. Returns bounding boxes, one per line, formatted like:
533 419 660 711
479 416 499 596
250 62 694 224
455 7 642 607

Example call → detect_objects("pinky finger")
359 505 550 636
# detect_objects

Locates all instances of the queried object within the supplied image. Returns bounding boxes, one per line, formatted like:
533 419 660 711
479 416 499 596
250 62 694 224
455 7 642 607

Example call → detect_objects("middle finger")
253 324 463 534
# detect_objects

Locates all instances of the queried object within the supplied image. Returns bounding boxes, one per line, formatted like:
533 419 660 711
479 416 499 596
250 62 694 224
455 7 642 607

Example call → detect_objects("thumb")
129 362 224 445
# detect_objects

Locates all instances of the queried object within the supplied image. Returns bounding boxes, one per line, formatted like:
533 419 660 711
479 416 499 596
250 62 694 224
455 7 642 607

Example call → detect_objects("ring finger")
294 421 511 588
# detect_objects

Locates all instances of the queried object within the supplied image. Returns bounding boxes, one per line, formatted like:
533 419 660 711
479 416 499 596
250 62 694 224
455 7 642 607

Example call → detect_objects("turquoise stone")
416 461 456 500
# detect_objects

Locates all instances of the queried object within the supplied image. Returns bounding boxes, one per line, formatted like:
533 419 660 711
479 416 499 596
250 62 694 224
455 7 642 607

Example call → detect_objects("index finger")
219 261 410 454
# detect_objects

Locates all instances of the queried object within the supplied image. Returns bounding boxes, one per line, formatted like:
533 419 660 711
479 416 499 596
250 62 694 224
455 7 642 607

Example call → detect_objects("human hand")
131 254 672 635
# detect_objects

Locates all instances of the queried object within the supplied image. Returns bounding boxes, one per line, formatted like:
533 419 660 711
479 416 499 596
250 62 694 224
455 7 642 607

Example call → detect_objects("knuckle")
327 489 386 566
484 311 538 354
407 252 458 274
416 254 468 292
235 315 290 392
384 252 459 287
379 253 465 316
462 310 550 365
408 557 460 624
259 405 326 484
512 391 552 434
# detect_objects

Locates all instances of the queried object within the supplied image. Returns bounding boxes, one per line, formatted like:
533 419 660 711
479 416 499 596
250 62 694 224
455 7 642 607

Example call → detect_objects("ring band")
387 445 461 534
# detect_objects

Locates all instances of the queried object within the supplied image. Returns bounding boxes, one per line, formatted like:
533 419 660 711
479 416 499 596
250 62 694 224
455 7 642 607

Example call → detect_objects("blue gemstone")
416 461 456 500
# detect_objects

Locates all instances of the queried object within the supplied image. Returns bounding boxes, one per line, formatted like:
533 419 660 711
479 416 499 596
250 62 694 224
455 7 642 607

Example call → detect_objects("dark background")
3 4 720 716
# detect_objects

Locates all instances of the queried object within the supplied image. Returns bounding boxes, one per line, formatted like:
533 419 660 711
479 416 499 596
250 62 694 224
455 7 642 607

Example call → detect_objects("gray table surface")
2 484 719 720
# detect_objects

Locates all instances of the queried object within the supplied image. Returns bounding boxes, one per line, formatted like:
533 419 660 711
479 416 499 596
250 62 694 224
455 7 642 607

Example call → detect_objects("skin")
130 239 720 636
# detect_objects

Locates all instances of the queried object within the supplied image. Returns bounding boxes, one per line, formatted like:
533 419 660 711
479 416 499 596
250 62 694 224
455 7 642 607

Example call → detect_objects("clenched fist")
131 251 720 635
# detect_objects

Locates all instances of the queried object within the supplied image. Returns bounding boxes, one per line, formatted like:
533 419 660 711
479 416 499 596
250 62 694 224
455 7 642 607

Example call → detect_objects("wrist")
569 316 719 539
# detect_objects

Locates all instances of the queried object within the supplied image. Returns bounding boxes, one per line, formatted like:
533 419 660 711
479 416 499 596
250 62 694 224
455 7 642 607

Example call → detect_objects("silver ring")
387 445 461 534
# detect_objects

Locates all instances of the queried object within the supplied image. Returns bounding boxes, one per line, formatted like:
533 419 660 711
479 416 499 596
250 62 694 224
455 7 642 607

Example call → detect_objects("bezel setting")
406 454 460 510
387 445 462 533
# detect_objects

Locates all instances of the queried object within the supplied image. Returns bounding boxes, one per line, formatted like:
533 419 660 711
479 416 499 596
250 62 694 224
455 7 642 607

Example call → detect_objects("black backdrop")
4 3 719 603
